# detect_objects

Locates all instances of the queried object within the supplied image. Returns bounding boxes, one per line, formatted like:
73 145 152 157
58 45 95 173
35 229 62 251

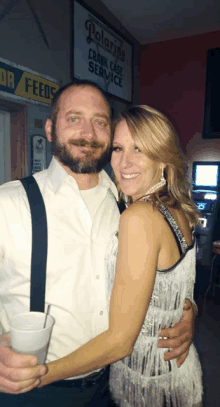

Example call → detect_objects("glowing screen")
195 165 218 187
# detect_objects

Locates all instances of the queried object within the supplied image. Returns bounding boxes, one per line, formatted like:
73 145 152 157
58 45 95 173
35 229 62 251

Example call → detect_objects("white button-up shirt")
0 158 119 377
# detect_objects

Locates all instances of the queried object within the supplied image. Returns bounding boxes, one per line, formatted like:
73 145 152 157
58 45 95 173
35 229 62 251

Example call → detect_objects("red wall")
140 31 220 153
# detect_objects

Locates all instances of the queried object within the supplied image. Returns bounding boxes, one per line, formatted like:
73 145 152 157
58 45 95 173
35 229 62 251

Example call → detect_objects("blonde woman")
107 105 202 406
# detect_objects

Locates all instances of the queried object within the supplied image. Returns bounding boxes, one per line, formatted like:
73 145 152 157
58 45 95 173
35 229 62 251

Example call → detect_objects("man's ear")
45 118 52 143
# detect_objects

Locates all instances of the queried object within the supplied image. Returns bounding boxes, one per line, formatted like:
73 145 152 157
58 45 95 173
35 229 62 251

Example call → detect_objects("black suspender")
20 176 47 312
117 200 126 214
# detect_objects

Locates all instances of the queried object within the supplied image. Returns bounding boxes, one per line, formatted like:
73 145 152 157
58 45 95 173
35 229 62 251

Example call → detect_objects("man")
0 80 196 406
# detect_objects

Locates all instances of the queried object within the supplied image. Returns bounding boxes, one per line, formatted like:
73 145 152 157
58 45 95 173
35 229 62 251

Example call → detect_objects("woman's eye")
112 146 122 152
134 146 141 152
69 117 78 123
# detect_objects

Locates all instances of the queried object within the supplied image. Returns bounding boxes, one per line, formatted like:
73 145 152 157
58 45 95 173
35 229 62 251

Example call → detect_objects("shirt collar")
98 168 118 201
47 157 118 200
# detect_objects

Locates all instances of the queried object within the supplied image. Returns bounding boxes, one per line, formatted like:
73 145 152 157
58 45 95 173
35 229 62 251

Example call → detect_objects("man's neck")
56 158 99 190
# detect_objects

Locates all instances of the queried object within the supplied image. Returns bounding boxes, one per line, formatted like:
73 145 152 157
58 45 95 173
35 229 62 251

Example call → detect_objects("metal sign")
32 135 47 173
0 57 59 105
73 0 133 102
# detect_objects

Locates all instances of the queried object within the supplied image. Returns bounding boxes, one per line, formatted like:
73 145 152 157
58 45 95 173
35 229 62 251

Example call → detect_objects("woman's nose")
120 152 133 168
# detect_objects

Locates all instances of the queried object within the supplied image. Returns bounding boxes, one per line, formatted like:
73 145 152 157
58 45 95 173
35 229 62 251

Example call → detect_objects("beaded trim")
156 203 188 252
139 197 188 253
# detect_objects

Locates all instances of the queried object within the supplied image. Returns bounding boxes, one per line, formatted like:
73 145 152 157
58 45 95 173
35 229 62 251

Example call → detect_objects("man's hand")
0 332 47 394
158 299 196 368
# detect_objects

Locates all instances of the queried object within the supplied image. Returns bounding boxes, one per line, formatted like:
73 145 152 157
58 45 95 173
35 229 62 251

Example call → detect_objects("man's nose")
81 119 96 139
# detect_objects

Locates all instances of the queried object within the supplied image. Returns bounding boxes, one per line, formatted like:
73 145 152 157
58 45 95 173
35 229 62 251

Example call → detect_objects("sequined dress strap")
156 203 188 254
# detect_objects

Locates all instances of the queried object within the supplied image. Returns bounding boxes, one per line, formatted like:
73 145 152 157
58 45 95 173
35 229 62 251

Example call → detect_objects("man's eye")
95 120 107 127
69 117 78 122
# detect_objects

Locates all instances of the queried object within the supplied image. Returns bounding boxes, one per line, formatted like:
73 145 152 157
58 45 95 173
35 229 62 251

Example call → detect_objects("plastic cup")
9 312 55 365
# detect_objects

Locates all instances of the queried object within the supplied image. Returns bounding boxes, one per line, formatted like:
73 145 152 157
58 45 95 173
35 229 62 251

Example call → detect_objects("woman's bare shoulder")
121 200 161 220
118 201 162 257
120 200 163 230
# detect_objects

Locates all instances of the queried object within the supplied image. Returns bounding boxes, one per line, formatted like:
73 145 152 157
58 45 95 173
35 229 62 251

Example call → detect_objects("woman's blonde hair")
113 105 199 228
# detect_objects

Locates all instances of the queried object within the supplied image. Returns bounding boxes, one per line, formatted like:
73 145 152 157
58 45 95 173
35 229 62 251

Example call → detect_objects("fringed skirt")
109 343 202 407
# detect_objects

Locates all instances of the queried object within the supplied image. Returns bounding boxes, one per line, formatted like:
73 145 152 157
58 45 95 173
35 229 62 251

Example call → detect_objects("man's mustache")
68 139 105 149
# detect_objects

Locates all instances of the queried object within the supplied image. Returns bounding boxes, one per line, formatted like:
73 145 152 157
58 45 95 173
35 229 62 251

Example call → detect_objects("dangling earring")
123 194 130 208
145 167 166 196
160 167 166 185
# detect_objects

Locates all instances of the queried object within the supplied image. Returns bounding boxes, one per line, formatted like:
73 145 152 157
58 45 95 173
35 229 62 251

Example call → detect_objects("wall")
0 1 71 86
140 30 220 179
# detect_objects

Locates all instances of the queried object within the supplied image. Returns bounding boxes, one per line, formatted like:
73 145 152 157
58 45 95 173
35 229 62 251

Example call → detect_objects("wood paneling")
10 109 28 180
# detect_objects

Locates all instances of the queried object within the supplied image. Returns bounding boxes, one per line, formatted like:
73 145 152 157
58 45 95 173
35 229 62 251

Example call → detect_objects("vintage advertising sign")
73 1 133 102
32 135 47 173
0 57 59 105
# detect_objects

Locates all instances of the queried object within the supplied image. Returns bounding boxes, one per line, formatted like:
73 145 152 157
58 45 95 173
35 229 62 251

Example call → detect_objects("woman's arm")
39 203 160 386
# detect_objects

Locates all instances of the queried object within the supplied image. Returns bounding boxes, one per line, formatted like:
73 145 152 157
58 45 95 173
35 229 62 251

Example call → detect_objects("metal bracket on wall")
0 0 50 49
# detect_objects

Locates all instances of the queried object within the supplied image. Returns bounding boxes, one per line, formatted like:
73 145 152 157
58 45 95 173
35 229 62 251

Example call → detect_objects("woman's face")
111 120 160 202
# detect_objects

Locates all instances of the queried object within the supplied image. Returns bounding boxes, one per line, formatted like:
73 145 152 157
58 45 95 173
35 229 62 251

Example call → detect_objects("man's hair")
49 79 112 125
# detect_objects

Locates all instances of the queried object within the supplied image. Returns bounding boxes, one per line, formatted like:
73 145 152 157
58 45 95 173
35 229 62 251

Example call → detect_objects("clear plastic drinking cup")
9 312 55 365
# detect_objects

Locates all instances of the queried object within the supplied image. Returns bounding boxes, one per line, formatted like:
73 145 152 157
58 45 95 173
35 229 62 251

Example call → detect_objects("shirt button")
96 275 99 279
100 311 103 315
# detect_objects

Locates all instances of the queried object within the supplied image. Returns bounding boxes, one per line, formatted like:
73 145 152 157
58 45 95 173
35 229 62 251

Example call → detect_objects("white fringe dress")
105 203 203 407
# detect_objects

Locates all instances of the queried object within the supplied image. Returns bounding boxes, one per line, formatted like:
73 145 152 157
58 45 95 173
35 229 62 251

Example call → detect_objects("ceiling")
101 0 220 44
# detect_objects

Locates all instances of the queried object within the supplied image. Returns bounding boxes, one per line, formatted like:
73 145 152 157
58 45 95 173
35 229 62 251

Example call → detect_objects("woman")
106 105 202 406
40 105 202 407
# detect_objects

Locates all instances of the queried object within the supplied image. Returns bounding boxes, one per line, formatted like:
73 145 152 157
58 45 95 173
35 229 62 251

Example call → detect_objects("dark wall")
140 30 220 175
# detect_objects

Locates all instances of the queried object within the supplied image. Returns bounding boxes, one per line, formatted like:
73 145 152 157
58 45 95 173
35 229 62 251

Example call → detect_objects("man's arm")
0 332 47 394
158 299 196 367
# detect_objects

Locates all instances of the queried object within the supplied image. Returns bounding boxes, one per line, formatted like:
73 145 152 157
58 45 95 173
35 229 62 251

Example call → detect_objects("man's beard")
50 121 112 174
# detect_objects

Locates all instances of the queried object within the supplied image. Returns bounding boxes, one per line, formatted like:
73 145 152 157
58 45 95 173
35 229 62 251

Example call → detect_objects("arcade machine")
191 161 220 267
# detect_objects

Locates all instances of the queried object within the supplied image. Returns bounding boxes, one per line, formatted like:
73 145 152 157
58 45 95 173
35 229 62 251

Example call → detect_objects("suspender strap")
117 200 126 214
20 176 47 312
